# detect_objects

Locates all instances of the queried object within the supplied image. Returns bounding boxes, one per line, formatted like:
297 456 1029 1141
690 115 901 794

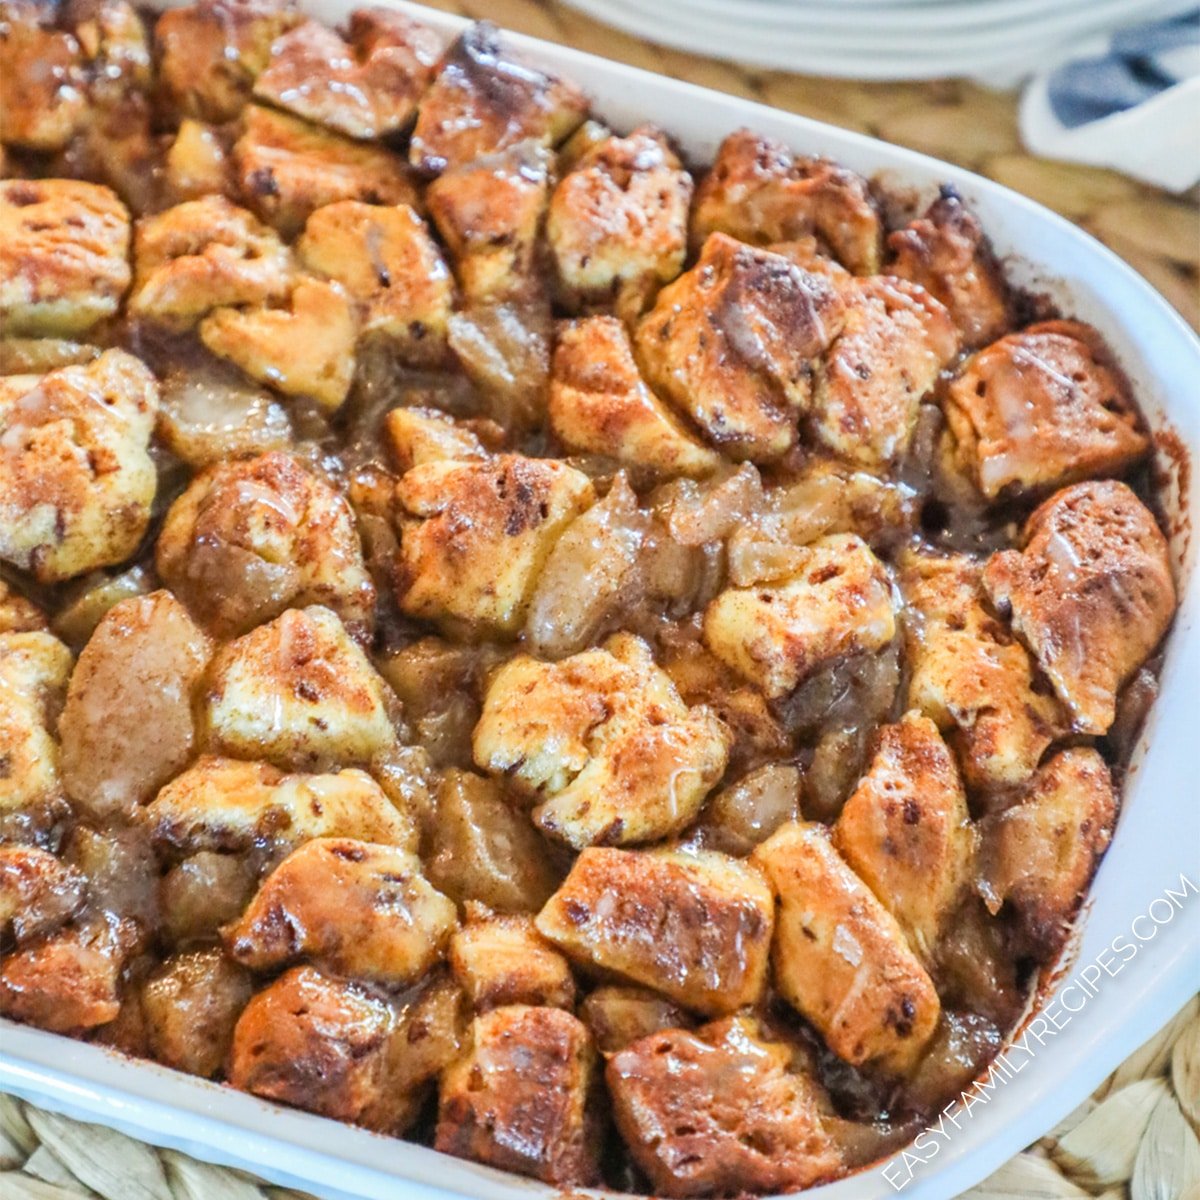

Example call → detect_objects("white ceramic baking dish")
1 4 1197 1198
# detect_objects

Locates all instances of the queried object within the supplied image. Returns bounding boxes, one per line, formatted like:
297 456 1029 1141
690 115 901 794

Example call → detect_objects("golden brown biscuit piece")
550 317 719 479
608 1015 842 1197
129 195 291 330
0 631 71 814
67 0 153 102
382 407 491 473
59 591 212 821
547 125 692 318
426 140 554 301
395 453 594 636
449 908 575 1012
156 451 375 639
0 845 86 944
410 22 587 175
983 480 1175 735
752 821 940 1074
813 276 959 469
297 201 453 364
888 187 1011 349
163 119 231 203
436 1004 601 1186
833 712 976 959
692 128 883 274
155 0 300 122
227 837 456 985
980 747 1116 956
0 580 47 634
703 533 896 699
234 104 420 238
635 234 846 461
0 2 86 151
0 350 158 582
475 633 730 848
944 321 1149 500
253 9 441 140
1 179 130 337
536 847 773 1017
900 549 1064 794
0 339 99 375
205 605 396 770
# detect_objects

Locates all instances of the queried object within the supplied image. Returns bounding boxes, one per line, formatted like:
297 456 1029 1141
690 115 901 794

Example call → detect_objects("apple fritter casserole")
0 2 1179 1194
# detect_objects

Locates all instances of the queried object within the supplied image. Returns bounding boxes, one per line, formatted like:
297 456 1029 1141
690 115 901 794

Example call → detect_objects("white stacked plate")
560 0 1198 79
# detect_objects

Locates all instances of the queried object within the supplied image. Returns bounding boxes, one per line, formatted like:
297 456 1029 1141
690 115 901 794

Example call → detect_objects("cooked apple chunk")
812 276 959 469
0 631 72 814
980 748 1117 956
200 277 357 412
0 845 85 944
944 321 1149 500
692 129 883 275
436 1005 600 1186
253 10 442 140
536 847 773 1016
1 180 130 337
129 195 292 330
887 186 1011 348
205 606 396 770
156 451 375 639
703 533 896 699
984 480 1175 735
550 317 719 479
395 453 594 636
0 2 86 151
833 713 975 959
410 22 587 175
426 140 554 301
752 822 940 1074
547 125 692 318
635 234 846 461
297 201 453 363
475 633 730 848
144 756 417 857
383 407 491 472
450 908 575 1012
163 119 231 203
900 549 1063 794
227 837 456 985
234 104 420 238
580 986 692 1057
608 1015 842 1197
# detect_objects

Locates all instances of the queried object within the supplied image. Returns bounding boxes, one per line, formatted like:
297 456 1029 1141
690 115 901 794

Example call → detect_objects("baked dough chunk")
0 2 86 151
813 276 959 469
426 140 554 301
536 847 773 1017
0 631 71 814
703 533 896 699
547 125 692 318
205 605 396 770
395 453 594 636
129 195 292 330
474 633 730 848
0 339 99 376
410 22 588 176
436 1005 601 1186
227 837 456 985
383 407 491 472
163 119 231 203
752 821 940 1074
0 350 158 583
154 0 300 122
983 480 1175 735
234 104 420 238
608 1015 842 1197
980 747 1116 956
900 549 1063 794
253 10 442 140
1 180 130 337
0 580 47 634
59 592 211 820
449 909 575 1012
888 187 1011 349
144 756 416 857
157 451 375 640
550 317 719 478
297 201 453 363
635 234 846 461
944 321 1149 500
0 845 86 944
200 277 356 413
692 129 883 275
833 712 975 959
